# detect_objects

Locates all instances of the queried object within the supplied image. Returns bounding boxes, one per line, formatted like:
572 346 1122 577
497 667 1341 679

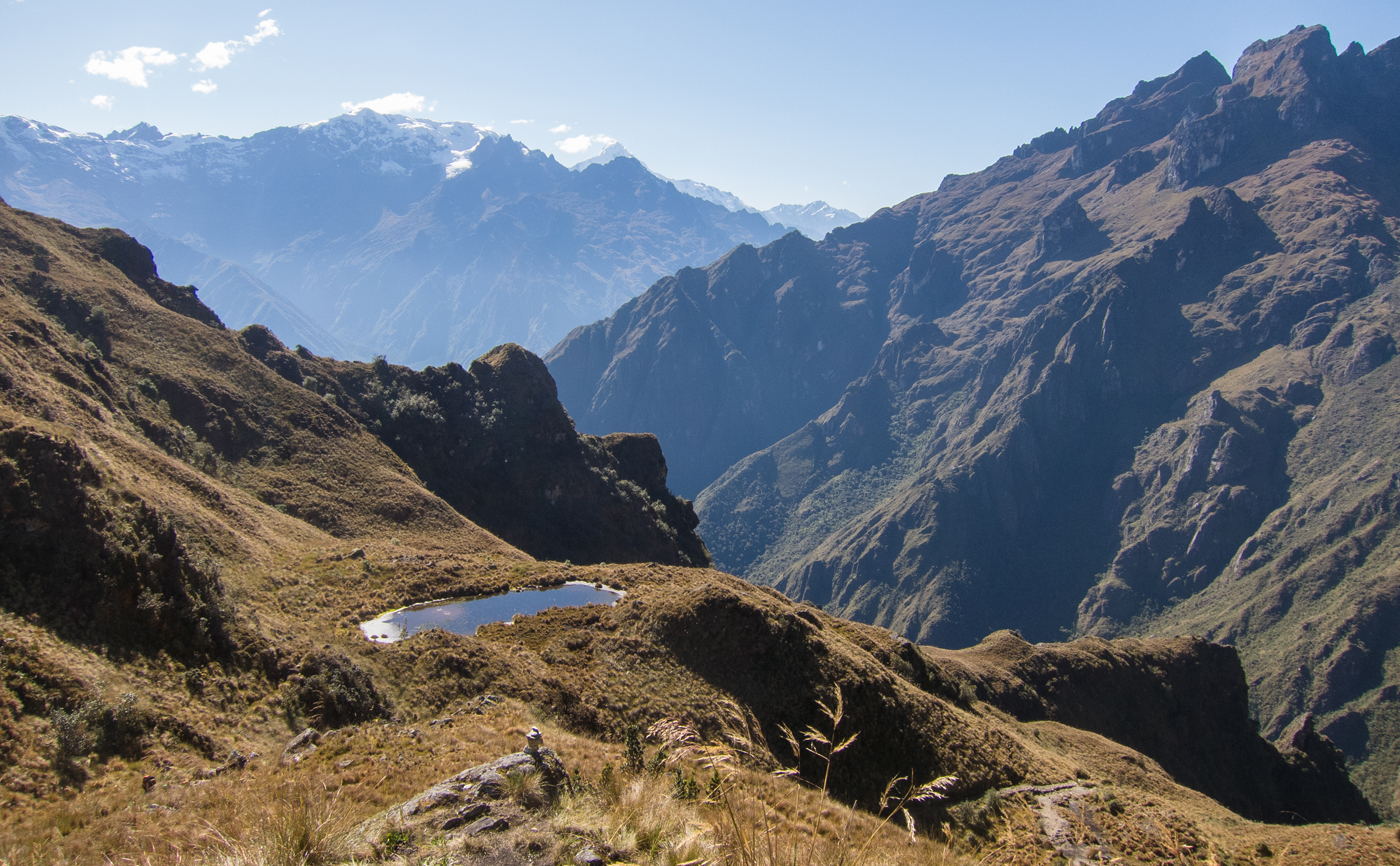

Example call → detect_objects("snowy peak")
565 143 756 216
667 178 755 214
558 139 862 239
105 122 167 142
0 112 499 187
760 201 862 239
570 141 639 171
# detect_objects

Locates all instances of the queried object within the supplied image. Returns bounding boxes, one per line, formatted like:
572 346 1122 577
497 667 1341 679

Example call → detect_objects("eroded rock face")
244 337 709 567
545 26 1400 813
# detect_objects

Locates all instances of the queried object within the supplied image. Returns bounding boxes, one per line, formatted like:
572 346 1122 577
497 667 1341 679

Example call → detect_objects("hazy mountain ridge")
0 111 786 365
567 143 862 238
546 25 1400 813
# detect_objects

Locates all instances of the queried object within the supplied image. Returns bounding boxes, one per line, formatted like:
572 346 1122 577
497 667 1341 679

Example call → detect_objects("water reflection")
359 582 624 643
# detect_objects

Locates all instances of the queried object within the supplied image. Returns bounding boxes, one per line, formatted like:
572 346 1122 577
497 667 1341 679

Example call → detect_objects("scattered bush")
50 693 150 768
285 651 390 729
622 724 645 776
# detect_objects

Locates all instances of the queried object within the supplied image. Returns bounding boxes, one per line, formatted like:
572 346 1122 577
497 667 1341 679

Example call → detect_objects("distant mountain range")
546 25 1400 815
0 112 790 365
569 142 863 239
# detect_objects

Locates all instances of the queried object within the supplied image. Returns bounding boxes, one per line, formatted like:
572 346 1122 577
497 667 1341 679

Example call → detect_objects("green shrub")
622 724 645 775
287 651 390 728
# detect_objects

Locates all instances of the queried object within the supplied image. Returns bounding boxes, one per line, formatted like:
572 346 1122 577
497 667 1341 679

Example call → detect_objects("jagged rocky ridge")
0 112 785 364
236 326 707 567
546 26 1400 814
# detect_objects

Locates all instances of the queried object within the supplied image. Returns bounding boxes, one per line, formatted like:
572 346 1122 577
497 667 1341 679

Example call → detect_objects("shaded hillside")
546 230 903 496
236 326 708 567
925 630 1374 823
546 26 1400 812
0 112 785 364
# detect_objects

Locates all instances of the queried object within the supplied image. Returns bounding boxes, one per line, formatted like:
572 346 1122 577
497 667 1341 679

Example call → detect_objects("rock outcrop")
238 327 709 567
349 747 567 858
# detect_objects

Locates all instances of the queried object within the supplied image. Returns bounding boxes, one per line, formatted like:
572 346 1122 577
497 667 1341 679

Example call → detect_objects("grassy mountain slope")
0 198 1386 862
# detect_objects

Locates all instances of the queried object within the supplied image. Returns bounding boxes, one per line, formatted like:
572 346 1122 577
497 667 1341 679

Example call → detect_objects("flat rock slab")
467 815 511 836
347 748 566 858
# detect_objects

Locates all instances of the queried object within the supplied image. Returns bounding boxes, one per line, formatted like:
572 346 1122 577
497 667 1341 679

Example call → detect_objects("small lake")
359 582 625 643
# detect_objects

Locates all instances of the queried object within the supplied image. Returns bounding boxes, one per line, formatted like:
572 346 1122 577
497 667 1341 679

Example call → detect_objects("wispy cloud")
258 9 272 17
84 46 177 88
341 92 431 115
549 124 570 134
246 18 280 45
90 95 113 110
510 119 533 125
556 133 616 154
192 79 218 94
194 13 281 71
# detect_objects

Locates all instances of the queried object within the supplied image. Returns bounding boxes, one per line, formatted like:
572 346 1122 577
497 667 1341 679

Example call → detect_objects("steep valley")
547 25 1400 815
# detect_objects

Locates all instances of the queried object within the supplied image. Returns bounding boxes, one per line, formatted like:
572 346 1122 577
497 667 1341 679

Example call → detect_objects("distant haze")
1 111 788 365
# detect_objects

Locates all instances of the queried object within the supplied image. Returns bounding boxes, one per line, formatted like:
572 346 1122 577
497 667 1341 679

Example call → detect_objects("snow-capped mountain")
760 201 862 240
0 112 784 364
569 141 639 171
666 178 756 215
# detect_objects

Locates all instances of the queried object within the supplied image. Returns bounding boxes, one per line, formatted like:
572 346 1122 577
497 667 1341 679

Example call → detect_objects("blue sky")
3 1 1399 216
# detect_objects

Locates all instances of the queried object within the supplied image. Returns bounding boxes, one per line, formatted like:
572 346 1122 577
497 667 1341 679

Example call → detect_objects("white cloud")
341 92 429 116
555 135 592 154
90 95 113 110
510 119 532 124
259 8 272 17
195 41 235 70
192 79 218 94
194 15 280 71
246 18 280 45
549 124 570 134
555 133 616 154
84 46 177 87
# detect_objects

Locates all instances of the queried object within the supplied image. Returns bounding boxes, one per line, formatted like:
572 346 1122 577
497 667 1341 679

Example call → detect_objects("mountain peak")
105 122 165 142
1231 23 1337 102
570 141 639 171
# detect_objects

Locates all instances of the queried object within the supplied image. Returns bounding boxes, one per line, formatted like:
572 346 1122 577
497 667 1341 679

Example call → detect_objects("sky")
3 1 1400 217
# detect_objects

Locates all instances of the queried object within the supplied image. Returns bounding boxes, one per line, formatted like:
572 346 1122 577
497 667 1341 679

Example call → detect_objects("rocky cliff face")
546 230 901 496
237 327 708 567
546 26 1400 814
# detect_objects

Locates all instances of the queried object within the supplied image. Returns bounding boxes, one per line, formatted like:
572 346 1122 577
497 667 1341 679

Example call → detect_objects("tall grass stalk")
649 688 957 866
